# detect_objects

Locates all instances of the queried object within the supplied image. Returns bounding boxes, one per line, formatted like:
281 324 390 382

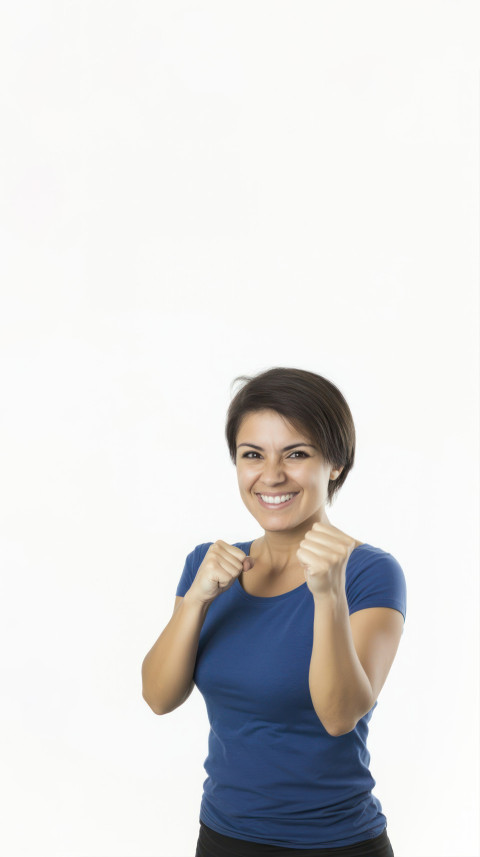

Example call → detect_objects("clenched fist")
186 540 255 606
296 521 357 598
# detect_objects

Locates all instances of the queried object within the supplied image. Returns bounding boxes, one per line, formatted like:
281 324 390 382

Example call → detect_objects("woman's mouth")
256 492 299 509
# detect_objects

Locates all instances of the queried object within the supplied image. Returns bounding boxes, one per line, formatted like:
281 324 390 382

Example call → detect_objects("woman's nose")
261 459 285 481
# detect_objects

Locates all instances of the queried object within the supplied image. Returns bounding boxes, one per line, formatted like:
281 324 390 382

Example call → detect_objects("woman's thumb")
244 557 255 572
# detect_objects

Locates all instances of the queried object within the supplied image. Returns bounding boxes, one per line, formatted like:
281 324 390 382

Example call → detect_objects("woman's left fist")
297 522 357 597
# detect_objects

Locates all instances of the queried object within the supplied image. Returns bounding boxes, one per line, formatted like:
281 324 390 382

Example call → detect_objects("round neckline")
234 540 370 602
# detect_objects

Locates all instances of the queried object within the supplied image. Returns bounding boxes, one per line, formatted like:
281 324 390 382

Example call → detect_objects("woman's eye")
241 451 308 459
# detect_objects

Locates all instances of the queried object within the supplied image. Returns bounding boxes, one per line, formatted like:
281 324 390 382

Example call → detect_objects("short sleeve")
346 549 407 621
175 542 212 597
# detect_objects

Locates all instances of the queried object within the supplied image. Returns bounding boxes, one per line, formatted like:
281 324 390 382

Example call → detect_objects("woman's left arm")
308 592 404 736
297 522 404 737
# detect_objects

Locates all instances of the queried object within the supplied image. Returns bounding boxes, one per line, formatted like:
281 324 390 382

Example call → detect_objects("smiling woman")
226 366 356 508
141 366 405 857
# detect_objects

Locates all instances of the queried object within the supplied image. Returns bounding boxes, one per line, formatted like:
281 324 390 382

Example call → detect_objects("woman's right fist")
185 540 255 605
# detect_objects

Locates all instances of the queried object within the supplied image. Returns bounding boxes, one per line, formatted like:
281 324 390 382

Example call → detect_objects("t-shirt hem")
199 806 387 850
349 599 406 620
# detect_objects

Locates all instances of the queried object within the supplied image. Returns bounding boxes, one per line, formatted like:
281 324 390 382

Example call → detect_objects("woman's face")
235 409 342 531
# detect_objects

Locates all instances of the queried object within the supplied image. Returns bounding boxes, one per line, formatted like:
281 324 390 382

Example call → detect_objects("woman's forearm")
142 594 210 715
309 589 374 736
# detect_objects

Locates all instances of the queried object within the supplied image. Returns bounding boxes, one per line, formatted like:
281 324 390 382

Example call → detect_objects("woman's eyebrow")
237 443 316 451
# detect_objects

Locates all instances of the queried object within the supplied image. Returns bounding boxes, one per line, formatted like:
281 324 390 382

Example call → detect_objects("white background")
0 2 479 856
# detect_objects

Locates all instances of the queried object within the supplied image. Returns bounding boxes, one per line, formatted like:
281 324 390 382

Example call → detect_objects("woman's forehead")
237 410 310 440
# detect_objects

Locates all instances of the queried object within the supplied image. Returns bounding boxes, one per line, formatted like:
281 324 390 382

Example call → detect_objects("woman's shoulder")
353 541 397 557
346 542 407 619
349 541 405 573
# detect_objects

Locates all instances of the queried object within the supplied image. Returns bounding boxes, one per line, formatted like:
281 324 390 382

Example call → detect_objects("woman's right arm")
141 593 210 715
141 541 254 715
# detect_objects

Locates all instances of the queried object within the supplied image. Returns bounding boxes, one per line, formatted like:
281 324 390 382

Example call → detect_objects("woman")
142 367 407 857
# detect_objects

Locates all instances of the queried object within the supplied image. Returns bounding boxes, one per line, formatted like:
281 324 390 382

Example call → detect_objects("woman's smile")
256 492 299 509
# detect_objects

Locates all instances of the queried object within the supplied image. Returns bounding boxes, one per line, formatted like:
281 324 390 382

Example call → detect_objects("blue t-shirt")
175 540 407 849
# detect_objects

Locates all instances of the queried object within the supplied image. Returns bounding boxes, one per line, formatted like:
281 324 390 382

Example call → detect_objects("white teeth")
260 493 295 504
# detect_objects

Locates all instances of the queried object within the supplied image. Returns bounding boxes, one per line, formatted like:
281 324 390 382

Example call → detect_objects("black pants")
195 820 394 857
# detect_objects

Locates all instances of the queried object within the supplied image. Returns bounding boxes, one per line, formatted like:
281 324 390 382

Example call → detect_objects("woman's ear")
329 467 344 481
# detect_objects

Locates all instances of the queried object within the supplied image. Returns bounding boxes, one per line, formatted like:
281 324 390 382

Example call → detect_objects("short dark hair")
225 367 356 506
